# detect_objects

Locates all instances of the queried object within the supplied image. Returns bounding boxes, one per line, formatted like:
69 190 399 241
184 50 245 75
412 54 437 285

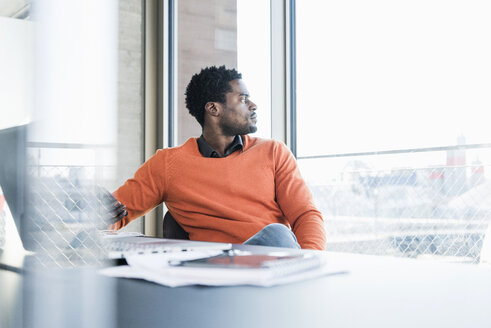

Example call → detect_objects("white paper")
99 252 348 287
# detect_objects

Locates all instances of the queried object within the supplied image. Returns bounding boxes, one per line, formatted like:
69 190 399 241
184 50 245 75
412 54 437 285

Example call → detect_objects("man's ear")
205 102 220 117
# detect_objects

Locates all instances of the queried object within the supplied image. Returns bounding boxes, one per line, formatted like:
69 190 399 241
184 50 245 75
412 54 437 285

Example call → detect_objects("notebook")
169 251 324 280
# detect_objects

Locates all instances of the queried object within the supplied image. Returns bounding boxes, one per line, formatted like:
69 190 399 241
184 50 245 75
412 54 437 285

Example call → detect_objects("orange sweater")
112 136 326 250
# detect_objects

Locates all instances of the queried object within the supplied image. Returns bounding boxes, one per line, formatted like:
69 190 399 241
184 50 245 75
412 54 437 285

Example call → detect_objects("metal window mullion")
287 0 297 158
166 0 177 148
271 0 287 146
143 0 159 236
154 0 176 237
271 0 296 156
297 143 491 160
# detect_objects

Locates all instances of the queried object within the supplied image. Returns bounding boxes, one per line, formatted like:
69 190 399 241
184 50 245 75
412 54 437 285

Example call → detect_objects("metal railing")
23 142 491 265
24 144 116 268
299 146 491 264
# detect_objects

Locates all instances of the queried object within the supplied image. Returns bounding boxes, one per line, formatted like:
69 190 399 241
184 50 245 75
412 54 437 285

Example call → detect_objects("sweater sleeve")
109 150 167 229
274 141 326 250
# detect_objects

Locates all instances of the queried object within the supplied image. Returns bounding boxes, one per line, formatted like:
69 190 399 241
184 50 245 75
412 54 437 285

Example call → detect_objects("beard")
220 120 257 136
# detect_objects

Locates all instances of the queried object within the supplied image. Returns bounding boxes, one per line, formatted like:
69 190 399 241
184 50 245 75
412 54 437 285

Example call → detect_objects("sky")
295 0 491 159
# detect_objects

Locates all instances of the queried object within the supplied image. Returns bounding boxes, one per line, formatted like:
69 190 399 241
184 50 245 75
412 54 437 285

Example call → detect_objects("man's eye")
240 97 247 102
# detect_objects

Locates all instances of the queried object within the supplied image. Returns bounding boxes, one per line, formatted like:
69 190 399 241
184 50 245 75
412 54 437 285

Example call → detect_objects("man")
111 66 326 250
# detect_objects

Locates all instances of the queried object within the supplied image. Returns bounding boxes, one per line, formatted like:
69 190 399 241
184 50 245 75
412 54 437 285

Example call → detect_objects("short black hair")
185 65 242 127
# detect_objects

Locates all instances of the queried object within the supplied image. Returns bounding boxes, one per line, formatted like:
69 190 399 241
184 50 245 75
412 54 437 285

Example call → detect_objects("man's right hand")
98 187 128 225
109 199 128 224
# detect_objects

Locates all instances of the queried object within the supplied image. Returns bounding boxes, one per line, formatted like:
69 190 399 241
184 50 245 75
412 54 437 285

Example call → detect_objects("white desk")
3 244 491 328
115 245 491 328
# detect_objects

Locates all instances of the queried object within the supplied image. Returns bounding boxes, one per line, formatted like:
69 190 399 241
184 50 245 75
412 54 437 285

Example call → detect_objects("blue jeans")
243 223 300 249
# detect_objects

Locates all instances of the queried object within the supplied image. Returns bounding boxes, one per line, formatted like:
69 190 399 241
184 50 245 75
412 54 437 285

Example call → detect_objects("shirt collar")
197 135 243 158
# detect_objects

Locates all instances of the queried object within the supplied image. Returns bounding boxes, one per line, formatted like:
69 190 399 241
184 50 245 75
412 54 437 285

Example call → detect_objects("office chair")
163 211 189 240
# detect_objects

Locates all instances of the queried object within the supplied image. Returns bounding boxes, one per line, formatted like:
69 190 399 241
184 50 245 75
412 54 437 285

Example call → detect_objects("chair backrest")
162 211 189 240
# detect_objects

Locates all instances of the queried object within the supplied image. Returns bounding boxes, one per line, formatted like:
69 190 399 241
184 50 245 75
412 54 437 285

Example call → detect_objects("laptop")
0 125 28 270
0 124 231 263
102 234 232 259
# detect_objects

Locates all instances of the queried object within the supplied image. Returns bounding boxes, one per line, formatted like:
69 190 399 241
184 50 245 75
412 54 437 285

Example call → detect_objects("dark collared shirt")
197 135 243 158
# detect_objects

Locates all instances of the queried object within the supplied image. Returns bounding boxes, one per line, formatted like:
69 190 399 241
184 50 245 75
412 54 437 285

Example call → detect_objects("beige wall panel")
116 0 143 232
176 0 238 145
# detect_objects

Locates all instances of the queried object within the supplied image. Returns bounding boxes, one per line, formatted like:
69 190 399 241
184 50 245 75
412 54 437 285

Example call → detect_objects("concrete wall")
116 0 143 232
176 0 238 145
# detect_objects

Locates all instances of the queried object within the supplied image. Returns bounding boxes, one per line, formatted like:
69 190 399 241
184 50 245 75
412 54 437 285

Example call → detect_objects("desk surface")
2 243 491 328
115 246 491 328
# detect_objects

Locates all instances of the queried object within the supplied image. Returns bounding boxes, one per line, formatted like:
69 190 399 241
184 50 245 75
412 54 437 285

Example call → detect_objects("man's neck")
202 129 235 158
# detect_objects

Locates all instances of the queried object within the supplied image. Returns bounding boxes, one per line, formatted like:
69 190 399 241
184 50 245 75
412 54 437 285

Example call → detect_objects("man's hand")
98 187 128 225
109 199 128 224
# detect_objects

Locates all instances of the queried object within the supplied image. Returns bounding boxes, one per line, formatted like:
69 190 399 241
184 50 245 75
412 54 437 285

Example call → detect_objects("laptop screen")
0 186 24 251
0 124 27 250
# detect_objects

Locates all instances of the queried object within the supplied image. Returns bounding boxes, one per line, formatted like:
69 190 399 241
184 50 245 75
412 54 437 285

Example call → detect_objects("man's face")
218 79 257 136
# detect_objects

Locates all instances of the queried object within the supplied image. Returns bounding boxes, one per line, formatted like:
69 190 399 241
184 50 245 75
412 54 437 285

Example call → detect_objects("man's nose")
249 101 257 111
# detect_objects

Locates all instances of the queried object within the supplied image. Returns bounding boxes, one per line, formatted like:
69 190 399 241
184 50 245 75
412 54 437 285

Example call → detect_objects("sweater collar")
197 135 243 158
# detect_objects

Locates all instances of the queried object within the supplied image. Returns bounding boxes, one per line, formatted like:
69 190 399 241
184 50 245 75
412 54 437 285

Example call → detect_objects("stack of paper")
100 251 346 287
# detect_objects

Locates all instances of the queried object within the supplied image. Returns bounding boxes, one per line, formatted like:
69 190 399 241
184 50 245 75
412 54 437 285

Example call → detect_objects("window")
173 0 271 145
295 0 491 263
